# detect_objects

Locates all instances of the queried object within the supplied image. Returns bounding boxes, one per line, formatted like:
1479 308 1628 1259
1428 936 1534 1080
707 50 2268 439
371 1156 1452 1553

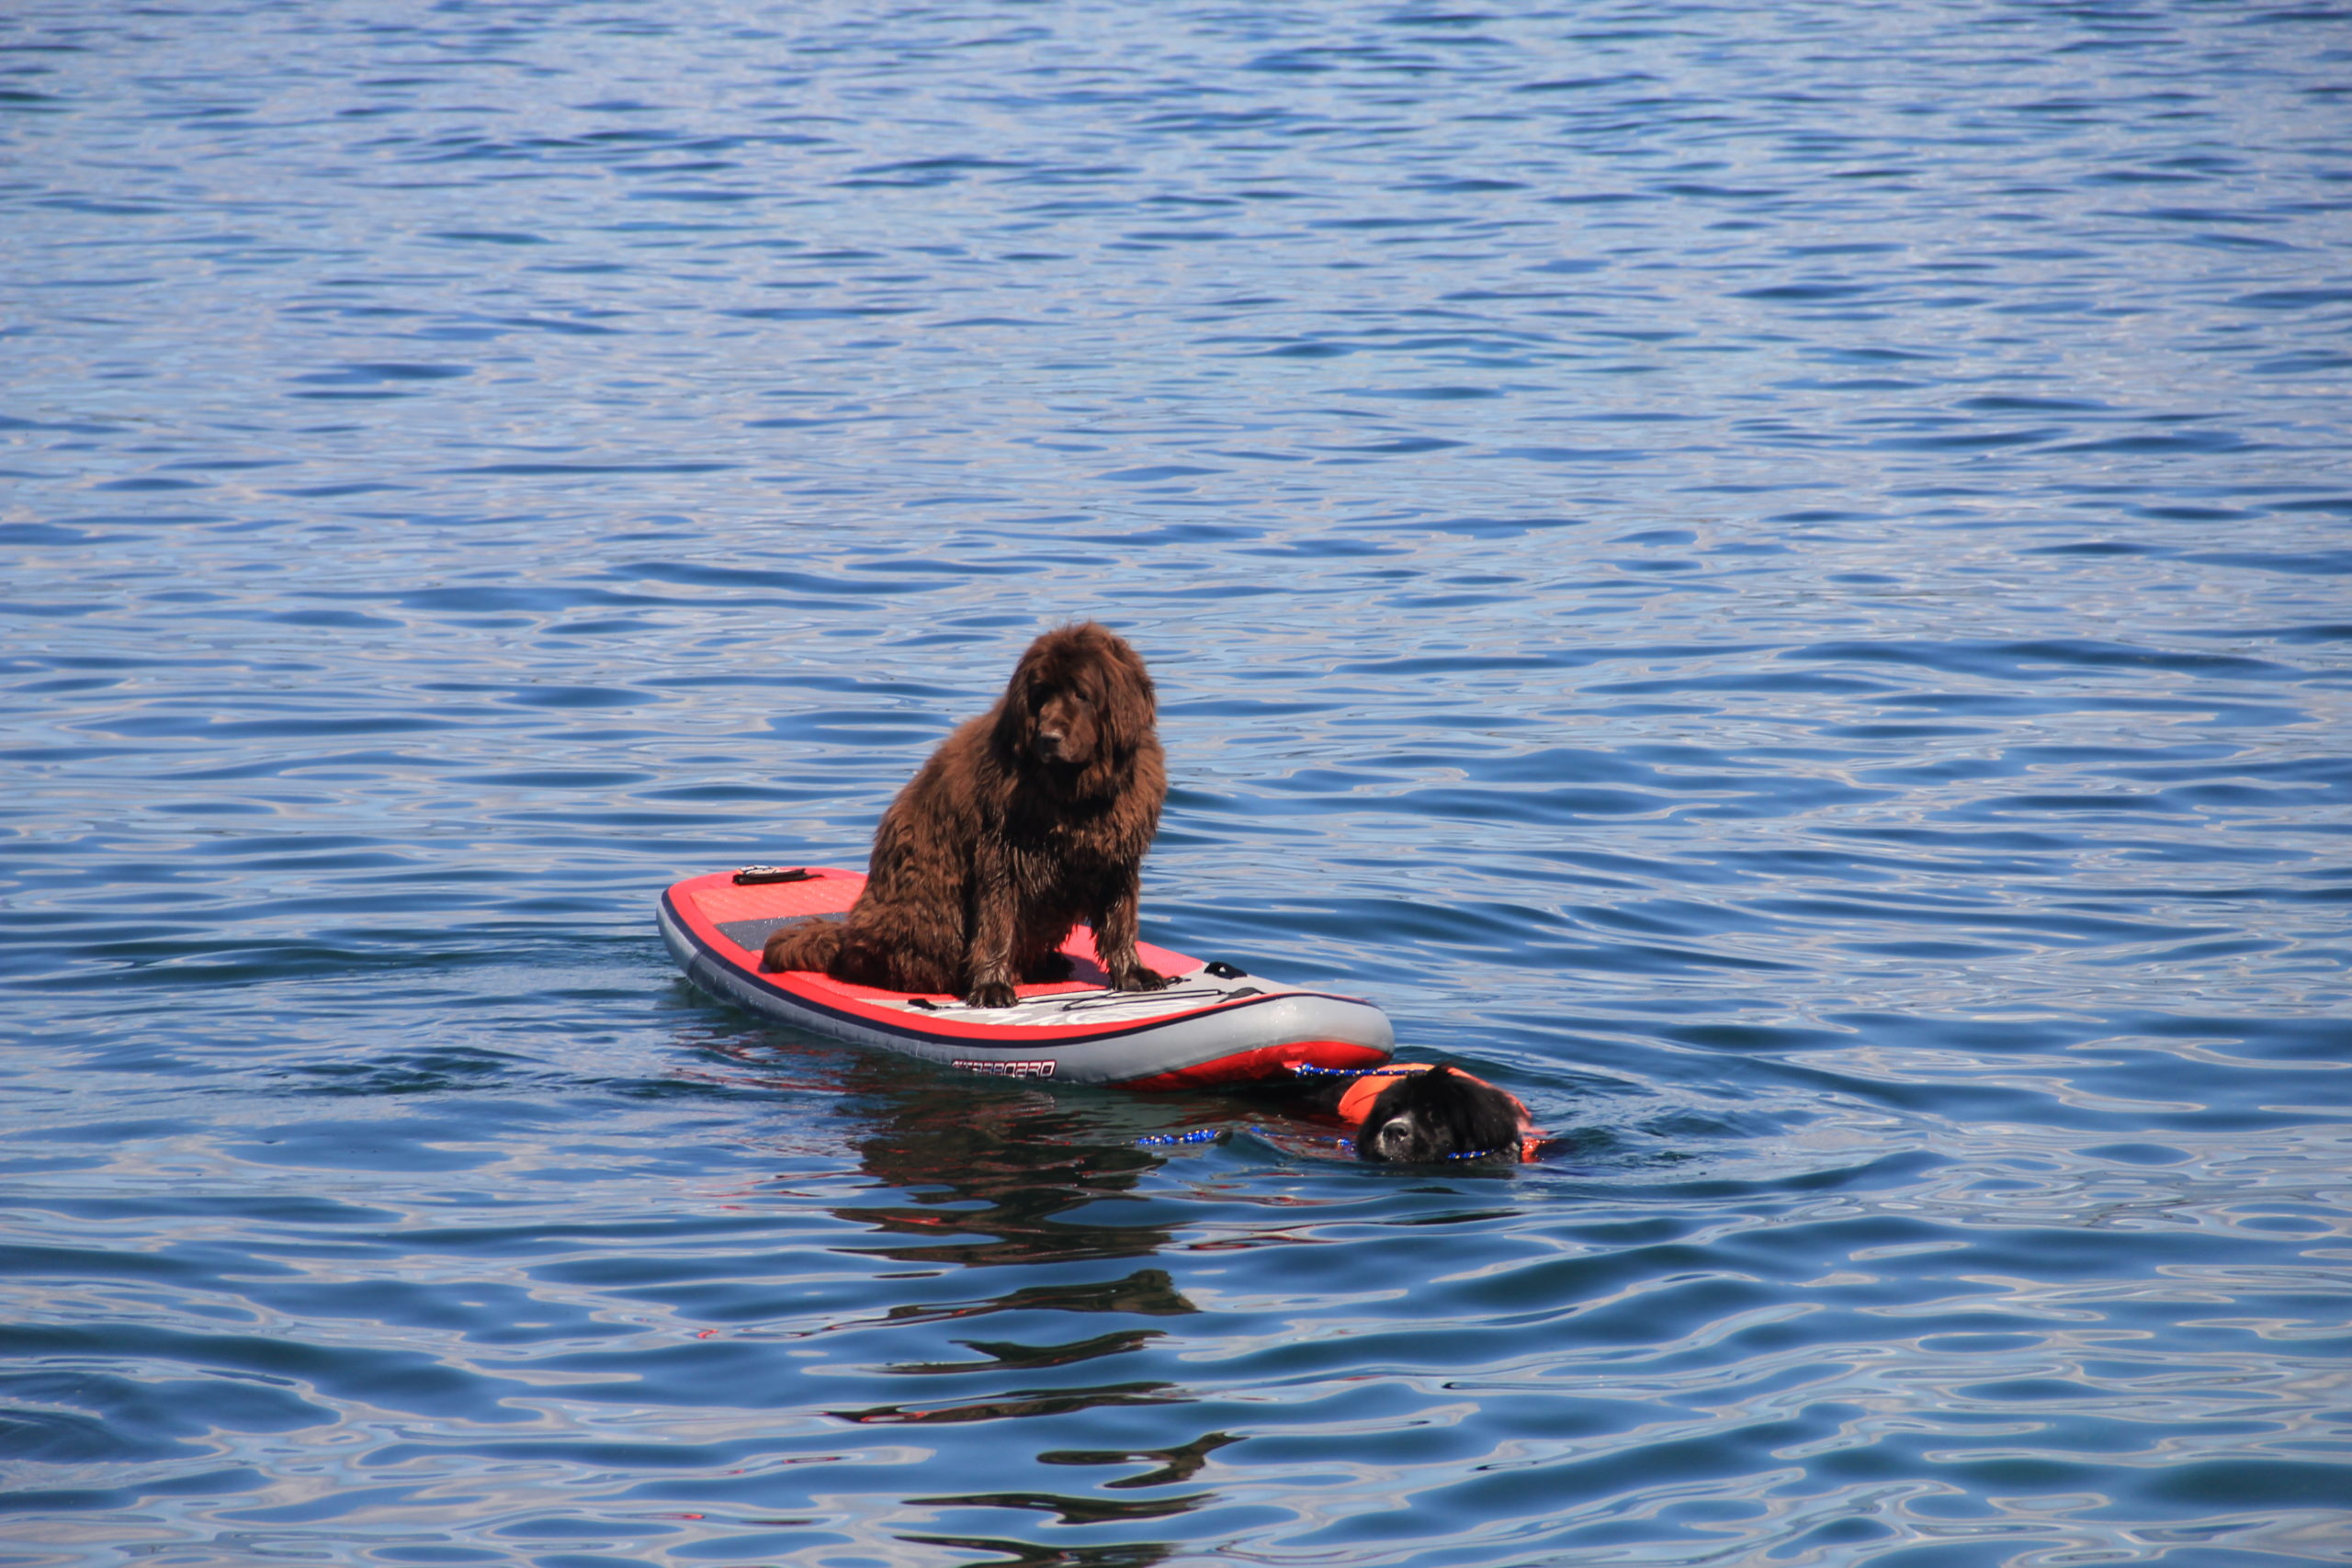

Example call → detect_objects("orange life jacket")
1334 1065 1543 1162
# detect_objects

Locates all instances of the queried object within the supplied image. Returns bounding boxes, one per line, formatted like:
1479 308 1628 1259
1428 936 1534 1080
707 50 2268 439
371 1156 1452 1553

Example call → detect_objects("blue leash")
1286 1062 1429 1078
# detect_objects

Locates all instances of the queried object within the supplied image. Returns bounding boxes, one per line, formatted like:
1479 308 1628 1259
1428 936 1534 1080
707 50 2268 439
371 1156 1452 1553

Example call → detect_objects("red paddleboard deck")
659 868 1394 1089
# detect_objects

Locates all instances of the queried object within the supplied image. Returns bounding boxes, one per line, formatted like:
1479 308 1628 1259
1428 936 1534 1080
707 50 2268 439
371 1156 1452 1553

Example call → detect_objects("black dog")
1315 1065 1537 1163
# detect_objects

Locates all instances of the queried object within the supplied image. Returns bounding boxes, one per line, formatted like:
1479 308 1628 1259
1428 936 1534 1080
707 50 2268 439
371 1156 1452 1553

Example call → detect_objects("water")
5 0 2349 1562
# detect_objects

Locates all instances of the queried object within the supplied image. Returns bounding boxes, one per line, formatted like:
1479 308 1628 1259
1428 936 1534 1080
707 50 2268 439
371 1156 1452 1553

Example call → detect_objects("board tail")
762 919 842 975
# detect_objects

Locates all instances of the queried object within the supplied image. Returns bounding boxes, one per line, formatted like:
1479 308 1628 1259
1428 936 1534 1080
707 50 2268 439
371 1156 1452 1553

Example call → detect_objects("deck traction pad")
714 912 843 952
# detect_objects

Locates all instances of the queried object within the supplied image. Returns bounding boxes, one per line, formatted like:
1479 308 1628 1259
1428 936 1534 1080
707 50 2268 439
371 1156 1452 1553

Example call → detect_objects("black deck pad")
715 911 844 952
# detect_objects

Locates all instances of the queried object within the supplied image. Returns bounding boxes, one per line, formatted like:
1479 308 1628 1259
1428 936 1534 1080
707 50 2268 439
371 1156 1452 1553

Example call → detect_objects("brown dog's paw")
1110 964 1170 993
964 979 1020 1009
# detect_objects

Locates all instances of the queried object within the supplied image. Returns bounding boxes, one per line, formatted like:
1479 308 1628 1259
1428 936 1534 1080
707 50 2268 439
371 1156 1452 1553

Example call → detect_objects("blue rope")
1134 1128 1224 1147
1287 1063 1429 1078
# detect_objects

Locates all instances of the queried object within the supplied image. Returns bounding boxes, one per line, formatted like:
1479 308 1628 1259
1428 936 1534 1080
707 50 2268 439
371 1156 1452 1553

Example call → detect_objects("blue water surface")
5 1 2350 1563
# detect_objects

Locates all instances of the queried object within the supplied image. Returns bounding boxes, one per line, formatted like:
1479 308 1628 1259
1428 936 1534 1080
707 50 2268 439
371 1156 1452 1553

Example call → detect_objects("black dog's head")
996 622 1157 779
1355 1066 1525 1164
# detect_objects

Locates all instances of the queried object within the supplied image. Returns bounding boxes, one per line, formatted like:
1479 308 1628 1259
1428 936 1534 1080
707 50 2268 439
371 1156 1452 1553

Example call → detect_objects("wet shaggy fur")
762 622 1169 1009
1345 1066 1527 1163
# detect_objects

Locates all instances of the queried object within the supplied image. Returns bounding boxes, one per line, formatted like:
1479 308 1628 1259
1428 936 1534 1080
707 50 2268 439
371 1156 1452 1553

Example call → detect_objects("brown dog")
762 623 1170 1008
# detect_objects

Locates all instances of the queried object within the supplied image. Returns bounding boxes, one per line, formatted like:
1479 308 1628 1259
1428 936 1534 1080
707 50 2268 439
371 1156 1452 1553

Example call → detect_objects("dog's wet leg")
1095 869 1168 993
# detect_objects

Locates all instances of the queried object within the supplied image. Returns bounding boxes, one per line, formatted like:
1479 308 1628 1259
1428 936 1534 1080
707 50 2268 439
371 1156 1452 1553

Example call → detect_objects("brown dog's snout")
1035 694 1094 763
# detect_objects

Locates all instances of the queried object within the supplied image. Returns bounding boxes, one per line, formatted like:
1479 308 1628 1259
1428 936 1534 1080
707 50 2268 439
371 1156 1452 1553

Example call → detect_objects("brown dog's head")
995 622 1156 780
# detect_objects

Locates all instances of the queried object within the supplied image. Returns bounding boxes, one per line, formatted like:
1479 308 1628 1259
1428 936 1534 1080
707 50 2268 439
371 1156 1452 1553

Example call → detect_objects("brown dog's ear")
1090 626 1156 757
993 631 1054 758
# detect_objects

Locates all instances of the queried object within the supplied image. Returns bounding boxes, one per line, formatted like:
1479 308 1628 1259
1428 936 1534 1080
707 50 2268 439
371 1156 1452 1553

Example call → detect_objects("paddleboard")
659 866 1394 1088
